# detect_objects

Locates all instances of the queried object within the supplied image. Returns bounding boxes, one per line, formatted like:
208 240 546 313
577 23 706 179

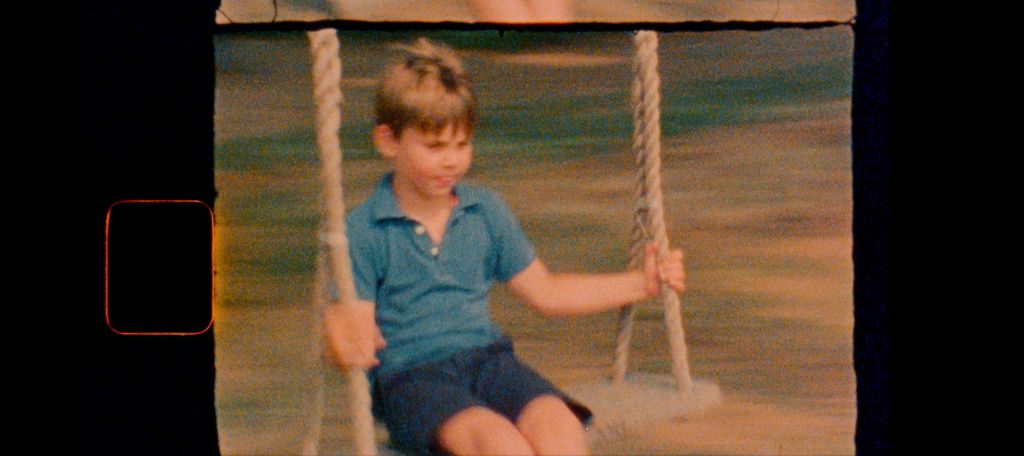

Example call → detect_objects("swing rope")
306 28 377 456
613 30 695 398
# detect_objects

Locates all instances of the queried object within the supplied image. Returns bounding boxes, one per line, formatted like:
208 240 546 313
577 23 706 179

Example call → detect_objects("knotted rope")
612 31 694 398
306 28 377 456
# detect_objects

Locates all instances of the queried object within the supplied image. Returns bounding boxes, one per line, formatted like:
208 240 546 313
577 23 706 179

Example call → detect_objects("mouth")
435 176 459 186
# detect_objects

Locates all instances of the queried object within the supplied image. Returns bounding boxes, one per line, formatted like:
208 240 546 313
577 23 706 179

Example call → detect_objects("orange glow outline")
105 199 215 336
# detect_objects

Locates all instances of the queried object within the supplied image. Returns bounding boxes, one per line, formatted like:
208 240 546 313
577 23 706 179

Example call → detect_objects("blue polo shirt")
344 173 537 379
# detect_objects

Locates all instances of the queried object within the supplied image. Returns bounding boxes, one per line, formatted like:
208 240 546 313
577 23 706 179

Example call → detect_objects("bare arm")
507 242 686 317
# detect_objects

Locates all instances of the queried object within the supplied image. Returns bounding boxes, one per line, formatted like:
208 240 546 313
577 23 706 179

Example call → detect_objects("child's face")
376 123 473 200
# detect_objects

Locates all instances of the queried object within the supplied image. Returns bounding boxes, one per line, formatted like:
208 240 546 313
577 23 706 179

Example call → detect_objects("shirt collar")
370 172 482 222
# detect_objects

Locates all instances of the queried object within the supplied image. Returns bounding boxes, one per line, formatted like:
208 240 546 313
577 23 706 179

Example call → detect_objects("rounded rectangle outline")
105 199 215 336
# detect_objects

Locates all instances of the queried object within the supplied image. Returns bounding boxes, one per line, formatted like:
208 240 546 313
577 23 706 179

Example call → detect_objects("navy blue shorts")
372 336 593 455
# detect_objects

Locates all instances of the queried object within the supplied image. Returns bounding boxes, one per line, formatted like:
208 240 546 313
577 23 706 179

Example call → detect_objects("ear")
373 124 399 159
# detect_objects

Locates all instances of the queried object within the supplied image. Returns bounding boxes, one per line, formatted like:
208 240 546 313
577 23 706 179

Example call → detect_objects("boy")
326 38 686 455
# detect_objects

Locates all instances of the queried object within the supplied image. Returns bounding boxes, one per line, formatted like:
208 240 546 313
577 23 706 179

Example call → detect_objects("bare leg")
436 406 535 455
467 0 532 23
468 0 575 23
523 0 575 23
516 395 589 455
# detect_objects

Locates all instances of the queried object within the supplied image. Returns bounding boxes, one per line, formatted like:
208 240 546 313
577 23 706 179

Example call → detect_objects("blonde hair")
375 38 478 137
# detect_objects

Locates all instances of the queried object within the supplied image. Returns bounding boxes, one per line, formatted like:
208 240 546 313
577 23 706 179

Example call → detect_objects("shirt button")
430 246 440 256
414 225 426 235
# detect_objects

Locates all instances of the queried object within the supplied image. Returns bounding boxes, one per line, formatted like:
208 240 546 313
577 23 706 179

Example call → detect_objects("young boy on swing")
326 38 686 455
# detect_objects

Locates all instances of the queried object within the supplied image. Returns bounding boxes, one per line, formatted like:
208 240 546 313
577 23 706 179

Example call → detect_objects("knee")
516 395 588 455
436 406 534 456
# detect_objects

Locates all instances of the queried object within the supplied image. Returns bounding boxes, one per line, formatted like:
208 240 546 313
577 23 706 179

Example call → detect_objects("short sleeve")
345 212 380 303
487 192 537 282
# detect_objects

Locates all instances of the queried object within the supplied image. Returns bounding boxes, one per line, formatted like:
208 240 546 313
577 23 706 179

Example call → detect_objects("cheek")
408 152 441 173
